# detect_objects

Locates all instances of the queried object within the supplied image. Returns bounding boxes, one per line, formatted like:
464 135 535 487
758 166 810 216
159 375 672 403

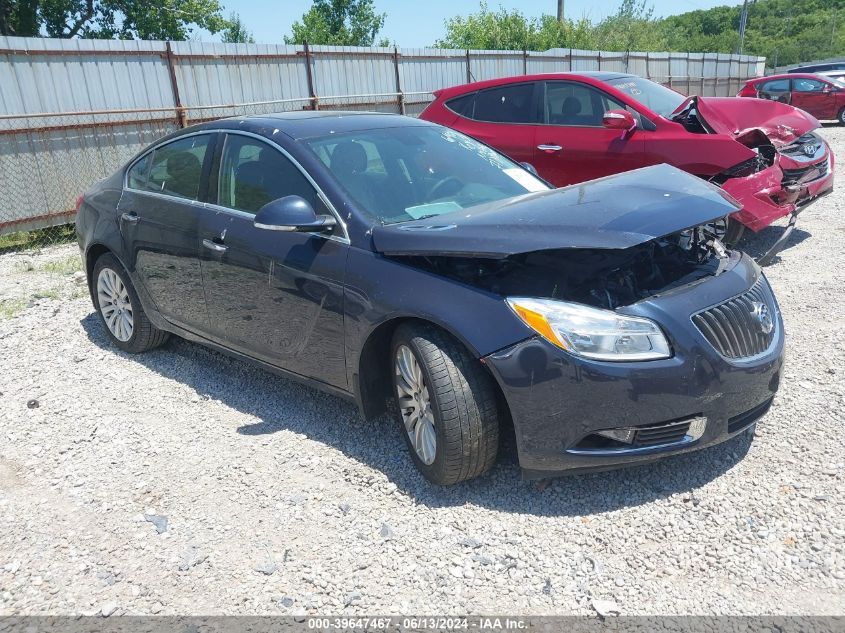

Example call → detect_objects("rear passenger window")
128 134 211 201
217 135 318 214
127 154 151 190
473 83 535 123
445 93 476 118
761 79 790 92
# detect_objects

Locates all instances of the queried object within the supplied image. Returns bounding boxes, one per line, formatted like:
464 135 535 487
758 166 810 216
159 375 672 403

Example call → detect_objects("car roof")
751 73 832 82
434 72 636 97
189 111 434 140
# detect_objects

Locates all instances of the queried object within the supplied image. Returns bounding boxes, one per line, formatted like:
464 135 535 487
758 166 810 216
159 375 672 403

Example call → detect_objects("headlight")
506 297 671 361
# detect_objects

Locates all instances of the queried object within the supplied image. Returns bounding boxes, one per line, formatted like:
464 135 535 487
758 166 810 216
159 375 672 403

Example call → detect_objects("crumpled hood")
682 96 821 145
371 164 740 259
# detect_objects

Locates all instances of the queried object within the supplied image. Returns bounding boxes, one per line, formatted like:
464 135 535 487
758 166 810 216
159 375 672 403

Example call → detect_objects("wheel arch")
353 316 511 425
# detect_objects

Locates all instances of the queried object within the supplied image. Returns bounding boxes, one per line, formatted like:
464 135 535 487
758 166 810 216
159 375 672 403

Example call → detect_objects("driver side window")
544 82 625 127
217 135 319 214
794 78 826 93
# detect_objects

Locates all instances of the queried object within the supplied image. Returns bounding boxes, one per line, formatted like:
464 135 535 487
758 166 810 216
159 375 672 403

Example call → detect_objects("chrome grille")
782 159 828 184
692 280 776 359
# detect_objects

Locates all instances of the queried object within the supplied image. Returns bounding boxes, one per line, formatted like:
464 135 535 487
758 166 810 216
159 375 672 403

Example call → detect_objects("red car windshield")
604 76 687 118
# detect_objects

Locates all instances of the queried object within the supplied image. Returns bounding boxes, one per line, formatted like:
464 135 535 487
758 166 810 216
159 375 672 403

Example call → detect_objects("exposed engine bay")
397 224 731 310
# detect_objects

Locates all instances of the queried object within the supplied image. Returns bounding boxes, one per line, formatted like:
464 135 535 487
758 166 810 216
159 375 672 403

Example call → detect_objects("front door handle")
537 144 562 153
202 238 227 253
120 212 140 224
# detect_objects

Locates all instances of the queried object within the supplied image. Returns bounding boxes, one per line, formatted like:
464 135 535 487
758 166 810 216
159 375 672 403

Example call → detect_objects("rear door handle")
202 238 227 253
120 212 139 224
537 144 562 153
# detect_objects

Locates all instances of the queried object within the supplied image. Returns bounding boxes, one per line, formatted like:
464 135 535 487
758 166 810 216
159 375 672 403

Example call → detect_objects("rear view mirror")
254 196 337 233
602 109 637 131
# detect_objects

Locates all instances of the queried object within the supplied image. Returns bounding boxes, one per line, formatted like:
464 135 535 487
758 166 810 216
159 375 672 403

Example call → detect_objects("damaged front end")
372 164 740 312
392 225 732 311
672 97 835 244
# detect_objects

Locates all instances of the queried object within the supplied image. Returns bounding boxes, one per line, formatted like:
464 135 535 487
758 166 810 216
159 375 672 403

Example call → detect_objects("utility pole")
738 0 749 55
557 0 564 21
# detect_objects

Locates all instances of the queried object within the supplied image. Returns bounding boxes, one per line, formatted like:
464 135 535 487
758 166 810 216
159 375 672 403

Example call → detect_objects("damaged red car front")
671 96 834 239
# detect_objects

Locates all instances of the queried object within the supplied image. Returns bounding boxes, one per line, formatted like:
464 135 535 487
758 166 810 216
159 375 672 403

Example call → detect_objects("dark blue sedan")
75 112 784 484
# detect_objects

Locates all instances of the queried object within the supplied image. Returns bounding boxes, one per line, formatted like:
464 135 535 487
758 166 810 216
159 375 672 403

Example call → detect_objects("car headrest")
166 151 201 178
331 141 368 177
561 96 582 117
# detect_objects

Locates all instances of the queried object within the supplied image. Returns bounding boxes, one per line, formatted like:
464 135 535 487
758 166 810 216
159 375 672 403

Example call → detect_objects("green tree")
284 0 389 46
591 0 666 52
221 11 253 43
0 0 229 39
434 2 595 51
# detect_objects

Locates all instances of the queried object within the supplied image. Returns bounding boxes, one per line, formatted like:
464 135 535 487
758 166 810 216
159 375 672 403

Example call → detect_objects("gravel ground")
0 128 843 618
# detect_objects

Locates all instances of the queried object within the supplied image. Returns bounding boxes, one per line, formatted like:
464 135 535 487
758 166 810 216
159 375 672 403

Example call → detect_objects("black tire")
724 217 746 246
390 322 499 485
838 107 845 126
92 253 169 354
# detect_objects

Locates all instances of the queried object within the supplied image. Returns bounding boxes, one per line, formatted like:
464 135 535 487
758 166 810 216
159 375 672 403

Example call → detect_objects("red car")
738 73 845 125
420 72 834 246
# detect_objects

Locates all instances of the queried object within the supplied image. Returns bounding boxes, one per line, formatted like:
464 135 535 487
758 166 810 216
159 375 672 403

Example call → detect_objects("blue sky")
216 0 739 47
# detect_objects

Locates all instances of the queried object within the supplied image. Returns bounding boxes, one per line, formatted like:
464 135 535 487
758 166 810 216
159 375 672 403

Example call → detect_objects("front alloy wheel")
390 323 499 485
395 344 437 465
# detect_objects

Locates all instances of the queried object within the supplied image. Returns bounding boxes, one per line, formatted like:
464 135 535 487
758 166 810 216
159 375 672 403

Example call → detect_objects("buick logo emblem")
750 301 774 334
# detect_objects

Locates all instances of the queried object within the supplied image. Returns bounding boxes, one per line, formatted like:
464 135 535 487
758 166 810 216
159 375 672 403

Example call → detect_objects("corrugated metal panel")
0 37 173 130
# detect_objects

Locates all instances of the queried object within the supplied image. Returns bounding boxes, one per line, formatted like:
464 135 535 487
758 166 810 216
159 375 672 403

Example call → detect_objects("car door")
532 80 645 186
117 132 216 332
756 78 792 104
791 77 837 119
444 82 540 166
198 132 349 389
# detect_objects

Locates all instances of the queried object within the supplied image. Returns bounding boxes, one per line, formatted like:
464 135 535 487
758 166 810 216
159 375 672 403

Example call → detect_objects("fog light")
596 427 636 444
687 417 707 440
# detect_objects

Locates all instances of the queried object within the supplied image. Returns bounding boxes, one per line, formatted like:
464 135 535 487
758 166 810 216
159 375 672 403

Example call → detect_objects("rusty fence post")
393 47 405 115
465 49 471 83
304 41 318 110
164 41 186 127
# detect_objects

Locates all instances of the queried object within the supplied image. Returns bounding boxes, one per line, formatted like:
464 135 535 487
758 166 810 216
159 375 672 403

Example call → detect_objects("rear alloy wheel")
839 107 845 126
93 253 169 353
391 323 499 485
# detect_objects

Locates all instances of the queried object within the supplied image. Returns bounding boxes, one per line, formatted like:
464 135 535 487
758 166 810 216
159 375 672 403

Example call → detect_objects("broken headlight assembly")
506 297 672 361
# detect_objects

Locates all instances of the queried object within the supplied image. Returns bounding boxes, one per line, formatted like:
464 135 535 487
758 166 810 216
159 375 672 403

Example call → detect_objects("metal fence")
0 36 766 246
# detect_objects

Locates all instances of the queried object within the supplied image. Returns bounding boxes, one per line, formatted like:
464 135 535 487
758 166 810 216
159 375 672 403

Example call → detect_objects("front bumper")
725 146 834 232
483 253 785 477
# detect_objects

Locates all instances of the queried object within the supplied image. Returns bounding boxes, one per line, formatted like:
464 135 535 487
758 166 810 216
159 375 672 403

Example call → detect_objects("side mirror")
253 196 337 233
520 162 539 176
602 109 637 131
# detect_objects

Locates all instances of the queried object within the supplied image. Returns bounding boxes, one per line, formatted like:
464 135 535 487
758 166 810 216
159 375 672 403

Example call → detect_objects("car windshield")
604 76 687 118
303 126 550 225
